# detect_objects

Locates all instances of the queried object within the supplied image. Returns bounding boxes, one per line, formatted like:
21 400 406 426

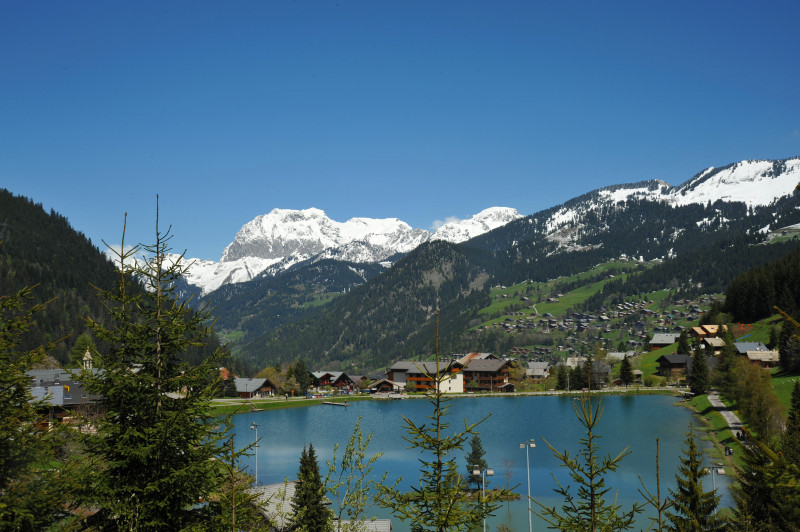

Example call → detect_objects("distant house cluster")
385 353 514 393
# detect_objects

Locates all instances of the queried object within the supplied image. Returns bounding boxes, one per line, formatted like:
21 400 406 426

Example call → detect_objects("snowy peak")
220 208 413 262
432 207 523 243
672 159 800 207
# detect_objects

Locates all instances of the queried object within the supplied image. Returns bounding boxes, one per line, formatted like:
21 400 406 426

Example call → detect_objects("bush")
643 374 666 387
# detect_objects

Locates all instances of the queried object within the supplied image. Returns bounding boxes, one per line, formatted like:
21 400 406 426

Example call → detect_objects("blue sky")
2 1 799 260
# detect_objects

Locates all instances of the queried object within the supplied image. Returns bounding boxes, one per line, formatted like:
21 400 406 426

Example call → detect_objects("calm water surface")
231 395 731 531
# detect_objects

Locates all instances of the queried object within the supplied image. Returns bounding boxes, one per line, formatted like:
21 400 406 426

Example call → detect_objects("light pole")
710 464 717 516
520 439 536 532
472 465 494 532
250 422 259 485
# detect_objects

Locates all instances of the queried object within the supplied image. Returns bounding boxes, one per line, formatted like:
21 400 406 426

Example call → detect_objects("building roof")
27 369 101 406
565 356 588 368
235 378 273 394
703 337 726 348
746 350 779 363
462 359 508 373
734 342 768 354
388 361 417 372
606 351 635 361
650 333 680 345
657 354 691 365
527 361 550 370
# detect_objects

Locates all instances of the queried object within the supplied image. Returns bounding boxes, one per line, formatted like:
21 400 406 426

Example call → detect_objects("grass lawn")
209 395 371 416
771 370 800 412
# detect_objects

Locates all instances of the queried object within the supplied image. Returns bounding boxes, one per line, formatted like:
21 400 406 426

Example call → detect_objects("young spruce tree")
665 426 724 532
533 375 642 531
78 208 239 530
374 311 508 531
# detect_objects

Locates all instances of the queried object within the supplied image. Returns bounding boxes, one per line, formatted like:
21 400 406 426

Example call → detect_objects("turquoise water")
231 394 731 530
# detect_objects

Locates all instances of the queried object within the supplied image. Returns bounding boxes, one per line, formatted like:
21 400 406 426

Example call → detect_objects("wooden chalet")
368 378 403 393
649 333 680 350
746 350 779 368
461 358 510 392
656 354 691 379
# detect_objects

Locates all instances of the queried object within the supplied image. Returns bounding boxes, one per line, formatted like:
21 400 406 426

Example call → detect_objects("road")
707 392 743 434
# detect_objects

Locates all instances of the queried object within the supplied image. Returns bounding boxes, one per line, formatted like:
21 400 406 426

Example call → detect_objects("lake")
231 394 732 530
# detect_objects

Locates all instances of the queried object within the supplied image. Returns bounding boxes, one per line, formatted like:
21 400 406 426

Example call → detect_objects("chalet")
462 358 510 392
400 361 462 392
565 356 587 369
734 342 768 355
311 371 355 390
606 351 635 363
702 337 726 354
746 350 780 368
368 378 404 393
656 354 691 379
28 368 101 425
649 333 680 350
690 324 727 340
235 378 276 399
656 354 718 379
526 361 550 381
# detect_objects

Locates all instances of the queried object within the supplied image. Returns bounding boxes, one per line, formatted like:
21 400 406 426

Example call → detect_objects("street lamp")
519 439 536 532
472 465 494 532
250 422 259 485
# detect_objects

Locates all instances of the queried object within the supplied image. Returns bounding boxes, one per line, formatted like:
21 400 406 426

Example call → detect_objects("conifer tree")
556 364 568 390
731 433 800 531
665 426 724 531
688 350 709 396
291 443 332 532
619 355 634 388
677 331 691 355
0 286 71 528
465 435 488 490
533 387 642 531
77 209 239 530
375 311 508 531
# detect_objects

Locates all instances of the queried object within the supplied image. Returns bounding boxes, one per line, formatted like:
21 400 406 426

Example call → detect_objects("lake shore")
209 385 687 417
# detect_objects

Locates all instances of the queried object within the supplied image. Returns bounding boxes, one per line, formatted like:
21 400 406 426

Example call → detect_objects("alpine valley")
180 158 800 372
5 158 800 372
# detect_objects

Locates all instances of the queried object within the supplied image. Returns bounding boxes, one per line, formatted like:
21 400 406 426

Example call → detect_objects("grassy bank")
683 394 743 469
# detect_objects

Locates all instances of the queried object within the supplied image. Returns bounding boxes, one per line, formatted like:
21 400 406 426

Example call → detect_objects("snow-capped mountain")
182 206 522 295
538 158 800 249
181 158 800 295
432 207 522 243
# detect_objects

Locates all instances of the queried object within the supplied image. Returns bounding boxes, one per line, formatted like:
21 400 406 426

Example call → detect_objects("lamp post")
250 422 259 485
710 464 717 516
472 465 494 532
519 439 536 532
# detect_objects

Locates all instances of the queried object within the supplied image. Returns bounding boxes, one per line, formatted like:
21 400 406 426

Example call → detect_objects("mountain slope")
0 190 120 363
231 158 800 371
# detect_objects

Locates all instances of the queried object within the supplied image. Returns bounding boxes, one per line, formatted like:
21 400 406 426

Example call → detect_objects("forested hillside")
0 189 225 367
723 243 800 323
0 190 119 363
239 240 496 372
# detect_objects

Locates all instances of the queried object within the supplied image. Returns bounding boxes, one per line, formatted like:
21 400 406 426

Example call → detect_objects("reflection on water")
231 394 732 531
